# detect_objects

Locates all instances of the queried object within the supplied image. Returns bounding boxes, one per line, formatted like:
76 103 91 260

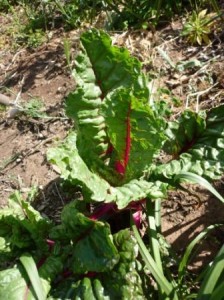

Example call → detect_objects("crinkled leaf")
76 29 149 97
38 256 64 284
101 229 144 299
106 179 168 210
153 105 224 181
64 29 160 186
0 191 51 262
50 201 119 274
101 88 165 182
164 110 206 156
51 230 145 299
48 132 110 202
48 133 167 209
71 224 119 274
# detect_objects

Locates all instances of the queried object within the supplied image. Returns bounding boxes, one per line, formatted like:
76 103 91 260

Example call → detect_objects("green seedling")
182 9 215 45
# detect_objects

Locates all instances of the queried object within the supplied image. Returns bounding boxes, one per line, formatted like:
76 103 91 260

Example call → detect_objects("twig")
0 136 55 172
54 182 65 205
5 49 26 75
186 83 219 112
14 75 25 105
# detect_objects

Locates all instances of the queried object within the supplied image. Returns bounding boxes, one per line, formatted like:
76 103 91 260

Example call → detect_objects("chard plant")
0 29 224 299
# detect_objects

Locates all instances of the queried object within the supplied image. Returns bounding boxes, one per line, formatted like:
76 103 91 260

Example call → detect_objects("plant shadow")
162 184 224 271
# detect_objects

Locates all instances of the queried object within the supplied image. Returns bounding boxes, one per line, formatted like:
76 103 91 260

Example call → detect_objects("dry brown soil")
1 15 224 271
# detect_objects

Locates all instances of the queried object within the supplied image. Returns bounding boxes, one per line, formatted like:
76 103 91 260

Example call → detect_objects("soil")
0 12 224 272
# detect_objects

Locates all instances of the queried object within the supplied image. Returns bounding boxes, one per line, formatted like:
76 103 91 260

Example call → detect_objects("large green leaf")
153 105 224 182
50 201 119 274
64 29 166 186
101 88 165 182
50 229 145 300
48 132 110 202
66 29 148 174
48 132 167 209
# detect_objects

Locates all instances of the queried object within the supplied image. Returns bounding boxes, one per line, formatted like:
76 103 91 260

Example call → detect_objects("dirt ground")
1 14 224 271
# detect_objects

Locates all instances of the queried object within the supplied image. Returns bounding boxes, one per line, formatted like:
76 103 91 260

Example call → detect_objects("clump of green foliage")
1 0 221 49
182 9 215 44
0 29 224 299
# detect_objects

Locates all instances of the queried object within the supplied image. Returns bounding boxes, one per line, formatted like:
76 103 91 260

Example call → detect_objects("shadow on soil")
2 44 65 92
162 185 224 270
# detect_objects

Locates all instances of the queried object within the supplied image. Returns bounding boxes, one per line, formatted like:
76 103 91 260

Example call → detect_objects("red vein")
115 104 131 175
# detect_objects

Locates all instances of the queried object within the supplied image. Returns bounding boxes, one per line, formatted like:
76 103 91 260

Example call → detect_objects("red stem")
89 203 116 220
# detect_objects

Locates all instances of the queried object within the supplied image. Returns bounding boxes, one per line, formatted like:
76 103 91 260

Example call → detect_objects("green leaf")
48 29 167 208
71 221 119 274
0 191 51 262
101 229 145 299
50 201 119 274
50 229 146 299
105 179 168 209
64 29 157 186
101 88 165 182
48 132 110 202
197 245 224 299
178 224 222 285
20 254 46 300
38 256 64 284
0 265 49 300
153 105 224 181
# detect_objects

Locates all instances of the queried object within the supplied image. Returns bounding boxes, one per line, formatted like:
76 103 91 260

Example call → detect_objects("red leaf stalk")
89 203 116 220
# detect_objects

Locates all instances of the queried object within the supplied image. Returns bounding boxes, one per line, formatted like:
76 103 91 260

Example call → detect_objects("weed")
182 9 215 45
0 104 6 113
21 98 47 118
63 37 73 72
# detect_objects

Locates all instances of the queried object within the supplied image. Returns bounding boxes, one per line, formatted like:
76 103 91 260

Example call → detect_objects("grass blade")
178 224 222 284
146 199 163 273
197 245 224 300
210 280 224 300
20 254 46 300
131 216 177 299
174 172 224 204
